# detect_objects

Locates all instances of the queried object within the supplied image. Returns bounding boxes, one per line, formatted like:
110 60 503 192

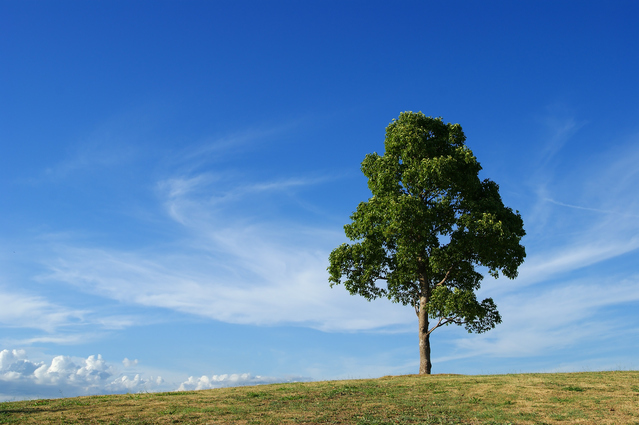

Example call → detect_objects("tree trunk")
418 295 431 374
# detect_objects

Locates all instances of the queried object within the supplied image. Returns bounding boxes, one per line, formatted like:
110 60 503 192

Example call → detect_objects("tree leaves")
328 111 525 336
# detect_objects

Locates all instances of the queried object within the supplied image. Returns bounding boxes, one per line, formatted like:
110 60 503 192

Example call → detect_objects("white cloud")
0 349 308 401
484 132 639 294
16 117 639 380
35 131 639 342
122 358 138 368
8 334 100 346
455 275 639 359
37 171 415 333
40 244 413 333
178 373 308 391
179 122 301 167
0 281 159 347
0 288 87 333
483 233 639 295
0 349 165 401
443 130 639 364
538 116 586 166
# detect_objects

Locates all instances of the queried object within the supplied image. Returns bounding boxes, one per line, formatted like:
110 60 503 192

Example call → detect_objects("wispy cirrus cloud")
455 275 639 359
35 119 639 348
158 173 335 225
39 243 412 333
542 199 639 219
0 288 86 333
487 117 639 286
0 274 155 347
36 169 413 333
179 121 303 165
445 118 639 368
16 110 639 379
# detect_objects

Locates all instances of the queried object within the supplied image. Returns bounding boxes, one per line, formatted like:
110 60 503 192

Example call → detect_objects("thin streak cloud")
0 289 87 333
543 198 639 219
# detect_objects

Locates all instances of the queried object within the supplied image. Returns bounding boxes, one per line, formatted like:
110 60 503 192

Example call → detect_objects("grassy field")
1 371 638 424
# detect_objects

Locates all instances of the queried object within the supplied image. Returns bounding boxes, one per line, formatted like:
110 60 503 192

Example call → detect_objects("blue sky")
1 0 638 400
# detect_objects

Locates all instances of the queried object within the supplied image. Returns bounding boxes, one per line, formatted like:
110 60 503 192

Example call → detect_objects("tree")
328 112 526 374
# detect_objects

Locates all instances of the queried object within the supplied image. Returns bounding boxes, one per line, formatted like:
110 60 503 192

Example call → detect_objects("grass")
1 371 638 424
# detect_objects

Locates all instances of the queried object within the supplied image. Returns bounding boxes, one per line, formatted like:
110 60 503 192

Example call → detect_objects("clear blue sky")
1 0 638 400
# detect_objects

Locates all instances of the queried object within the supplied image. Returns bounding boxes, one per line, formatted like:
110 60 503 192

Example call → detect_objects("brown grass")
1 371 638 424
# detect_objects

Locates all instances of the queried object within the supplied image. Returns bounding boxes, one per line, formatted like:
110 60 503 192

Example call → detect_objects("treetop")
328 111 525 337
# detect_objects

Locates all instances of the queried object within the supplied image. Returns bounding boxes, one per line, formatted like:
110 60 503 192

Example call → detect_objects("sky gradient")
1 0 638 400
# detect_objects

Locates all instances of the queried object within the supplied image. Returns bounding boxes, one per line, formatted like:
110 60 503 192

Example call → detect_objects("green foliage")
329 111 525 334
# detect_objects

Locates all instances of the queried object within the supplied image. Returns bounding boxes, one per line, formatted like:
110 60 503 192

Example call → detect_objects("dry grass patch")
1 371 638 424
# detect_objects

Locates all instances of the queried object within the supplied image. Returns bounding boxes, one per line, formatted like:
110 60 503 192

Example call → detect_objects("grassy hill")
1 371 638 424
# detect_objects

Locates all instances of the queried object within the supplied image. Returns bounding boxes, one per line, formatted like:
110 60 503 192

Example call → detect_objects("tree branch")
426 316 467 336
436 267 453 287
427 316 448 335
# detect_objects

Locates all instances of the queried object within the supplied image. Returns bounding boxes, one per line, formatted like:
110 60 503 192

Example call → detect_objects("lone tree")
328 112 526 374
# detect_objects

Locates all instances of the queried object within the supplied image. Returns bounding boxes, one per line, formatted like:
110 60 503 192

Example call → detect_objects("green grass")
1 371 638 424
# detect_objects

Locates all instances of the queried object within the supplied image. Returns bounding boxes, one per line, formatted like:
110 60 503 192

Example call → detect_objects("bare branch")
425 316 447 336
426 316 467 336
436 267 453 287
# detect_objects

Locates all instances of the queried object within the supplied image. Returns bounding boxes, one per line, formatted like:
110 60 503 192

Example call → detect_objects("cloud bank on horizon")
0 349 161 400
1 0 637 400
0 349 306 401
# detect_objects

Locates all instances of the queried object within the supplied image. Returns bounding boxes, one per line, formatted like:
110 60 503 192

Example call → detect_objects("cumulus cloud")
178 373 307 391
122 358 138 368
0 349 164 401
0 349 305 401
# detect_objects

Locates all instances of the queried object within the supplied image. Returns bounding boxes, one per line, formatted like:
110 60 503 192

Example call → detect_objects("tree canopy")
328 112 526 374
